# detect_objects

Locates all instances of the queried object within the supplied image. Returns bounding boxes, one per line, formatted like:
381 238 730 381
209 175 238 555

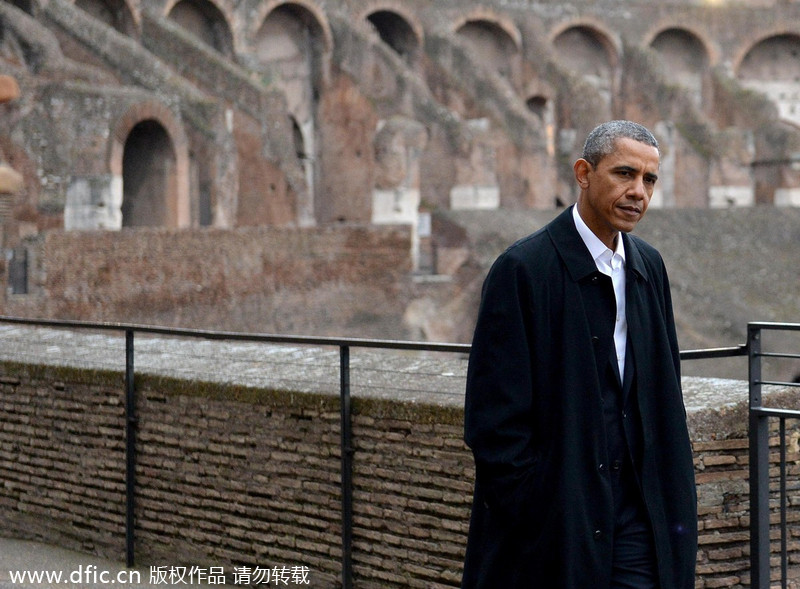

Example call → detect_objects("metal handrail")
0 315 771 588
0 315 472 353
680 345 748 360
748 322 800 589
0 315 471 588
0 315 748 359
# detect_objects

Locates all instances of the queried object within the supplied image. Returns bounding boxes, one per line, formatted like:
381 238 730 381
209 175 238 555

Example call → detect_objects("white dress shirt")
572 205 627 380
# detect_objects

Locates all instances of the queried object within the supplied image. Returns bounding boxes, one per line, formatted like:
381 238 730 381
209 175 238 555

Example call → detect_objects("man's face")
574 137 660 249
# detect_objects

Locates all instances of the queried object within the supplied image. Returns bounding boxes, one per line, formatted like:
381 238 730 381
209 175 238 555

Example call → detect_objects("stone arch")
735 32 800 205
524 79 556 156
644 24 717 66
526 95 547 119
736 32 800 81
165 0 234 57
74 0 139 36
551 22 619 115
453 15 522 85
648 27 710 106
252 1 330 221
364 7 422 65
550 20 620 63
736 33 800 127
109 102 190 228
121 120 176 227
253 2 331 97
730 27 800 76
451 10 522 50
524 79 554 117
250 0 332 55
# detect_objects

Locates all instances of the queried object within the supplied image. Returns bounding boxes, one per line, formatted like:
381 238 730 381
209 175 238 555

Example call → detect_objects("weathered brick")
4 362 800 588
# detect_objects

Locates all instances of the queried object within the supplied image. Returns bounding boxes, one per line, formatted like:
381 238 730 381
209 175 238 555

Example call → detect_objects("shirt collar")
572 204 626 265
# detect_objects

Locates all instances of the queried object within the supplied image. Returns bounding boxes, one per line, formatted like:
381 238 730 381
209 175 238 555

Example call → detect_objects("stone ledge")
2 324 791 430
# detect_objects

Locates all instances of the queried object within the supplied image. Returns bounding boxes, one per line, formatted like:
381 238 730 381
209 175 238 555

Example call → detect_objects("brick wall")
133 379 345 586
0 365 127 553
0 357 797 588
350 406 472 588
3 224 413 338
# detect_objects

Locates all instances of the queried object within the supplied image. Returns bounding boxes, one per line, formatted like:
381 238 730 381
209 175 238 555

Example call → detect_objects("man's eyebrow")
612 165 659 181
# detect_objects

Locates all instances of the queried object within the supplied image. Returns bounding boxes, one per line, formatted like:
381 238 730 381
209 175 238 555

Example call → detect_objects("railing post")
779 418 788 587
339 345 353 589
125 329 136 568
748 324 770 589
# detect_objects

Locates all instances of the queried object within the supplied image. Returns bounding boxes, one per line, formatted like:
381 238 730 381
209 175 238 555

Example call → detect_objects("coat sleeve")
661 260 682 384
464 249 545 521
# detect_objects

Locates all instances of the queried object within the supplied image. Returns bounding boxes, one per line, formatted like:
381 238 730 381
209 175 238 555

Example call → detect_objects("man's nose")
630 176 647 199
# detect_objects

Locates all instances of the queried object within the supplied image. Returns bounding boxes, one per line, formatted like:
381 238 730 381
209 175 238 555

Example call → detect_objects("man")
461 121 697 589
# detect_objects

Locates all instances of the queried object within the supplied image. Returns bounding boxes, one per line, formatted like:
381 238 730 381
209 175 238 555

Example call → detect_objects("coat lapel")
622 233 650 402
548 208 653 400
546 206 597 283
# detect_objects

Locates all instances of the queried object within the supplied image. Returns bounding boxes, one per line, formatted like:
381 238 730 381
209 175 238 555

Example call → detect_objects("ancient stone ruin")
1 0 799 360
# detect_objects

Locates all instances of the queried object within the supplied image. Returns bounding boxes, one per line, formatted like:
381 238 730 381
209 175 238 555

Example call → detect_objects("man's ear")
573 158 591 189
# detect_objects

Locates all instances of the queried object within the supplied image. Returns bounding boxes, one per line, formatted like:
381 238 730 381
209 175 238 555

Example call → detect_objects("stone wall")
0 329 797 588
2 224 414 338
8 0 800 249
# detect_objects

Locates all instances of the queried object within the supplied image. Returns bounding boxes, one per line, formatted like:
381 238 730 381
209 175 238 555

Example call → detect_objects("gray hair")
581 120 659 168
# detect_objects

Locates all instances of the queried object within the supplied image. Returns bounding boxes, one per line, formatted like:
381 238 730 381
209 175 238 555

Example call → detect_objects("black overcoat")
462 207 697 589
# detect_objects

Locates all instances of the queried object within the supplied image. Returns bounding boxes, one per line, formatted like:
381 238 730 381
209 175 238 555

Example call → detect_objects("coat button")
594 530 602 540
598 463 605 471
591 336 600 345
612 460 622 471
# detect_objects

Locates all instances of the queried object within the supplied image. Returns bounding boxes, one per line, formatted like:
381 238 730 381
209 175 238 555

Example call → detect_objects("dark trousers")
610 469 659 589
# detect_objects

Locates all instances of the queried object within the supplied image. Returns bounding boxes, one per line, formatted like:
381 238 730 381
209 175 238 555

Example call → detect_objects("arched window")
122 120 176 227
168 0 233 56
366 10 419 64
526 95 548 121
254 3 327 224
738 34 800 127
456 19 520 83
650 28 708 106
553 26 615 115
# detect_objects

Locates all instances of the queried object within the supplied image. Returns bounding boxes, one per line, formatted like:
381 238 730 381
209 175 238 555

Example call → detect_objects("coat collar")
546 205 650 284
